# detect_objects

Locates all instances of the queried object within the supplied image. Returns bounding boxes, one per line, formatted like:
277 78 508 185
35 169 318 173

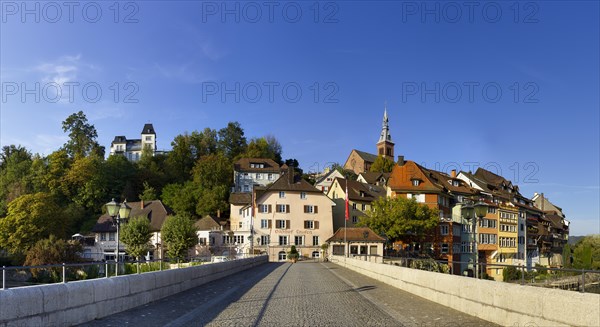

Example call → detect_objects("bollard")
105 262 109 278
2 266 6 290
62 263 66 283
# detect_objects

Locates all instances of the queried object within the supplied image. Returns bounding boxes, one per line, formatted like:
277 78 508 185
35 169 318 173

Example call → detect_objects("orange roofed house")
387 159 477 274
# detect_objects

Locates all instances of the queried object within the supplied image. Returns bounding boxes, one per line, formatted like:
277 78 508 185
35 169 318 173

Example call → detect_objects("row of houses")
86 111 569 280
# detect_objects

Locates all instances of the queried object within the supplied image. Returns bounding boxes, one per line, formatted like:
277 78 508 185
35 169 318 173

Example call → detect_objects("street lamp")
473 201 488 279
105 199 131 276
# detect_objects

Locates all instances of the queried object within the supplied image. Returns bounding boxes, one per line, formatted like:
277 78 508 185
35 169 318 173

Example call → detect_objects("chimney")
217 209 221 218
141 199 144 209
397 155 405 166
287 166 295 184
541 193 544 211
451 170 457 178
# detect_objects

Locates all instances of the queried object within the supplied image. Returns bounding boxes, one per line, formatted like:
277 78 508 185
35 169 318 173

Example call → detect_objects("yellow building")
326 177 385 231
490 203 519 280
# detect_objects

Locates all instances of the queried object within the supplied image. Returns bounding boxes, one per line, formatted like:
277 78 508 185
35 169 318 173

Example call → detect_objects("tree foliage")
244 136 282 163
358 196 439 244
24 235 83 280
161 214 198 261
61 111 104 158
0 193 66 254
218 122 247 160
120 216 152 260
370 155 395 173
572 235 600 270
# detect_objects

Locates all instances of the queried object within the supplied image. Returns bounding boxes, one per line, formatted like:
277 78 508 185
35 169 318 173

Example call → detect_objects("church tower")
376 106 394 158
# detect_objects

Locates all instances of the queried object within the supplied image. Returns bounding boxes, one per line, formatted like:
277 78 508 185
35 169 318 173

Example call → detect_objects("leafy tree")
161 214 198 262
24 235 82 266
42 150 72 197
0 145 33 215
161 182 199 216
139 181 157 201
192 152 232 190
61 154 108 210
105 154 137 201
0 193 65 255
61 111 104 158
120 216 152 261
572 235 599 270
243 136 282 163
370 155 395 173
218 122 247 160
24 235 83 280
562 243 572 268
358 196 439 245
195 185 229 216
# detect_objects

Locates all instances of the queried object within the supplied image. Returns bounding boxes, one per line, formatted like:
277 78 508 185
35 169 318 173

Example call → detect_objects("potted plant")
288 245 299 263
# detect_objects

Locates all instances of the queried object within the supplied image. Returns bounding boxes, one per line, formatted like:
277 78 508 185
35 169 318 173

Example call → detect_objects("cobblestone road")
82 262 496 327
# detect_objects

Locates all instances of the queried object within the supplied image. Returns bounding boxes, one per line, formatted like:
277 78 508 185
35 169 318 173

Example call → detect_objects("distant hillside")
568 235 586 245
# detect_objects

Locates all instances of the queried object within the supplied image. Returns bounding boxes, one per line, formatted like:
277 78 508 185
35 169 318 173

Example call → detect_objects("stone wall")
331 256 599 327
0 256 267 326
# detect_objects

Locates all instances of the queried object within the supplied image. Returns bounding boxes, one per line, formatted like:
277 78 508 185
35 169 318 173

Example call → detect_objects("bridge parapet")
330 255 599 327
0 256 267 326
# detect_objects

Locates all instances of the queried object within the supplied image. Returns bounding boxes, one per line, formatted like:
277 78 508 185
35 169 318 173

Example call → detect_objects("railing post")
2 266 6 290
160 259 163 271
105 261 109 278
581 269 585 293
62 263 66 283
137 261 140 274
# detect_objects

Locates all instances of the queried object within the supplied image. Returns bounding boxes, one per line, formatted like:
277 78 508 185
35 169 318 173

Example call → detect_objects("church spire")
378 103 392 144
377 103 394 158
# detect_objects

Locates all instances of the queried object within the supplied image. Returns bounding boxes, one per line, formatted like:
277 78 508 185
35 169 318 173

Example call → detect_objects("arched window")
278 251 287 261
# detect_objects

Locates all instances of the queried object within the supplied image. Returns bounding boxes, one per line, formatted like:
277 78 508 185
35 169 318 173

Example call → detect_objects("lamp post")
473 201 488 279
105 199 131 276
462 200 488 279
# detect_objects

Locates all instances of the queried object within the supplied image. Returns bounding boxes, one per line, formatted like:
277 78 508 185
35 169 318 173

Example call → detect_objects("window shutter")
314 206 318 214
286 220 291 229
268 220 272 229
304 205 308 213
268 205 272 213
286 204 290 213
304 220 308 229
315 221 319 229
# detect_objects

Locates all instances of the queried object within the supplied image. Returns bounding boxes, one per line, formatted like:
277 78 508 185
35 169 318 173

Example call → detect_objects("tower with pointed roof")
376 106 394 158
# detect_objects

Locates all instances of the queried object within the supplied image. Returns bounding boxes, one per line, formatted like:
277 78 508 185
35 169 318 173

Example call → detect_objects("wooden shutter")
286 220 291 229
268 205 272 213
303 220 308 229
304 205 308 213
314 206 318 214
286 204 290 213
268 220 272 229
315 221 319 229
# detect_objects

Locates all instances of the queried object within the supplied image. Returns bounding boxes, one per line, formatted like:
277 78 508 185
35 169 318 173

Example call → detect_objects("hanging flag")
345 181 349 221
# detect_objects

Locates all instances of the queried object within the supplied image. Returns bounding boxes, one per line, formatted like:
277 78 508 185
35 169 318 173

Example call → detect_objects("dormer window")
412 179 421 186
452 180 460 187
359 191 366 197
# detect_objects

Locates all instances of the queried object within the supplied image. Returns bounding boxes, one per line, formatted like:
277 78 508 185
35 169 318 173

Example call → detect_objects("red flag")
345 181 349 221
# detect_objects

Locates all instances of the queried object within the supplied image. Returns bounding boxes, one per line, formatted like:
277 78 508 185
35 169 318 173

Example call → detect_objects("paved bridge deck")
81 261 496 326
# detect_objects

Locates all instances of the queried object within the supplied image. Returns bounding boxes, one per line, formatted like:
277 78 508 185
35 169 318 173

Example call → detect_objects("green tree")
161 214 198 262
0 193 65 255
370 155 395 173
24 235 83 280
139 181 157 201
61 155 108 210
243 136 282 163
120 216 152 261
192 153 232 190
218 122 247 160
572 235 599 270
562 243 572 268
195 185 229 216
105 154 137 201
0 145 33 215
358 196 439 245
61 111 104 158
161 182 199 216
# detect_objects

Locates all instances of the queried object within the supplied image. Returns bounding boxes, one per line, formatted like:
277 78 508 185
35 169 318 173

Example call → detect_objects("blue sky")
1 1 598 235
